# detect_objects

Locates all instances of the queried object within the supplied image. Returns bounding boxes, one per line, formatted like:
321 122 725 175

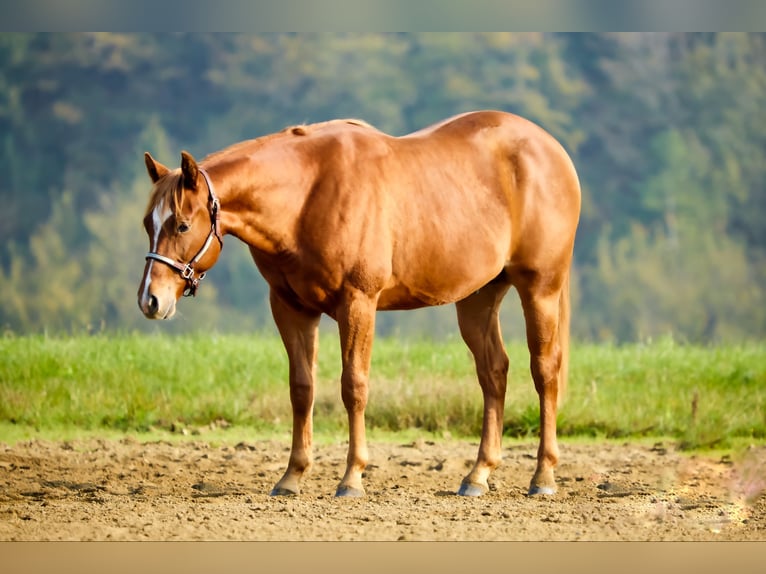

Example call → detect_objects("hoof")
457 481 487 497
527 485 556 496
335 485 365 498
270 486 299 497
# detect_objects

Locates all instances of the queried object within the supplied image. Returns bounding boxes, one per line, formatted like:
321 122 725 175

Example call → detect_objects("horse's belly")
380 250 505 310
377 284 446 310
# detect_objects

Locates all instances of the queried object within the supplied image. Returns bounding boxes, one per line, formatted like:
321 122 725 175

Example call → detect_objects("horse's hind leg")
517 274 566 496
455 281 512 496
269 290 321 496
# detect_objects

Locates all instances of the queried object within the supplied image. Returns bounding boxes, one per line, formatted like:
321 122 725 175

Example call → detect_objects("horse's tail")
557 270 571 407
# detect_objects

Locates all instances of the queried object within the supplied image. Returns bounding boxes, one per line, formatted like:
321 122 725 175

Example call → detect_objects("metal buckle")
181 264 194 280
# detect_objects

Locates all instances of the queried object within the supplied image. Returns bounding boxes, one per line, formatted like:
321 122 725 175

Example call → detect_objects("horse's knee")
289 378 314 411
341 374 369 413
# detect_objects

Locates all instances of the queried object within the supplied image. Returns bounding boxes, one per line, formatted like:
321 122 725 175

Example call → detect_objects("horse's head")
138 151 223 319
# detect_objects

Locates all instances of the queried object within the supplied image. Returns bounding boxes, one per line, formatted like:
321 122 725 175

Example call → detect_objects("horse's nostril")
147 295 159 315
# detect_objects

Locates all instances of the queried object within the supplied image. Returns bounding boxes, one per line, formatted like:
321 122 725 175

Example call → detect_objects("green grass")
1 332 764 450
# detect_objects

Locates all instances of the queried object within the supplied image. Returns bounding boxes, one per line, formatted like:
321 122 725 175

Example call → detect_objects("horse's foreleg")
519 284 564 496
335 288 377 497
269 291 321 496
455 284 511 496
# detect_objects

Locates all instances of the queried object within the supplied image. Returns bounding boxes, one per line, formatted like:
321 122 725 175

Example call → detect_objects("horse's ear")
180 150 199 190
144 152 170 183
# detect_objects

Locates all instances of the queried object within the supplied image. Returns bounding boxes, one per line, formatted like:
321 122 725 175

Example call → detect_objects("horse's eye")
177 222 191 234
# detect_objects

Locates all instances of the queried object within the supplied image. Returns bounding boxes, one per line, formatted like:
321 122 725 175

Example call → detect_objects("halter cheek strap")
145 168 223 297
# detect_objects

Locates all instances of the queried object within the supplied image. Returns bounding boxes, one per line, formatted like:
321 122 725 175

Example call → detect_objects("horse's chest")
260 262 341 315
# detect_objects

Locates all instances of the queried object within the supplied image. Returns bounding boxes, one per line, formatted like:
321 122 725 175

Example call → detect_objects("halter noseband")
145 168 223 297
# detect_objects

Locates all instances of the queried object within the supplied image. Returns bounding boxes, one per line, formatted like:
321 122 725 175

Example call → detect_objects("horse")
137 110 581 497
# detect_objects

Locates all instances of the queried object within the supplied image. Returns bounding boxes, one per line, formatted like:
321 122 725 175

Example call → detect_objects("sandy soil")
1 436 764 541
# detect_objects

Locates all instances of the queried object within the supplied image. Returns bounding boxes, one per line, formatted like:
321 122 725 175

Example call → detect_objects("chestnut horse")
137 110 581 497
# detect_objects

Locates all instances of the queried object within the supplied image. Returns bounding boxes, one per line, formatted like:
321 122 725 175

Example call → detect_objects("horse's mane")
144 119 375 218
201 118 374 163
144 170 183 220
285 118 374 137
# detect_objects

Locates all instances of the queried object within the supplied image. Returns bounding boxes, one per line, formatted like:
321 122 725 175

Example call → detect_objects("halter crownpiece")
145 168 223 297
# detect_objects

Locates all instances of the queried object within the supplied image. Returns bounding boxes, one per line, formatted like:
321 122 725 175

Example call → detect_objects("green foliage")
581 224 765 343
0 33 764 342
0 191 87 330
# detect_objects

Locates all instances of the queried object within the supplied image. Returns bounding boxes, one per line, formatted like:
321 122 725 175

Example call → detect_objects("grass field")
1 332 764 450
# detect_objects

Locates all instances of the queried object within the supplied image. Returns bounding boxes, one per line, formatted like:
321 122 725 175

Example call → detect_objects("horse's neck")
210 156 308 257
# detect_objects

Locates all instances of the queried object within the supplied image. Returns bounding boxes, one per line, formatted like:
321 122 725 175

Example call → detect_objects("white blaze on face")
141 198 173 304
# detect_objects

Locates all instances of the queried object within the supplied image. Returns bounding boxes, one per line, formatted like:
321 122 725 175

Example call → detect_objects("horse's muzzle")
139 292 176 320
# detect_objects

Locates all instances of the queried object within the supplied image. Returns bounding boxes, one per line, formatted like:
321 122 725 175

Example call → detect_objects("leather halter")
145 168 223 297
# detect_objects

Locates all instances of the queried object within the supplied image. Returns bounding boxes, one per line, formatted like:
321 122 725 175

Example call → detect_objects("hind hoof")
457 481 488 497
270 486 299 496
527 485 556 496
335 485 365 498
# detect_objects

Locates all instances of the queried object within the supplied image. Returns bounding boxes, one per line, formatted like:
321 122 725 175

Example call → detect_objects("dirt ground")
1 436 764 541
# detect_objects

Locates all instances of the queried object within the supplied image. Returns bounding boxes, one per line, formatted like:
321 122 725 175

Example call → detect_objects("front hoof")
270 486 299 496
335 485 365 498
457 481 488 497
527 484 556 496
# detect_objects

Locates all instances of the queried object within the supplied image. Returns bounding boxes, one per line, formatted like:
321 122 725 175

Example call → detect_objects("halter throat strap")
145 167 223 297
201 168 224 246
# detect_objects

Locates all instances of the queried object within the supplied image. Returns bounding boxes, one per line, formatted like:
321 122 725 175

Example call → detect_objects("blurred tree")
564 32 766 342
581 223 764 343
676 33 766 256
0 190 85 331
